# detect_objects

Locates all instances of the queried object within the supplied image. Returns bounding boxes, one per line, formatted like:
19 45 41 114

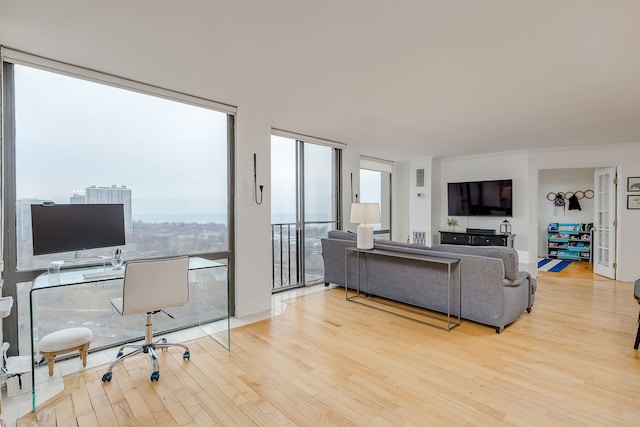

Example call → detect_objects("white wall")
408 157 434 245
537 168 595 257
234 105 273 317
437 151 532 263
343 147 362 233
392 161 410 242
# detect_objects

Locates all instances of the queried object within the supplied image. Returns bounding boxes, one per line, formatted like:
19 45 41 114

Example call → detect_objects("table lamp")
350 203 381 250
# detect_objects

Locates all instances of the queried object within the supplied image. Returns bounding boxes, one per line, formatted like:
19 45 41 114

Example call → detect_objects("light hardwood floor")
18 273 640 426
537 259 596 280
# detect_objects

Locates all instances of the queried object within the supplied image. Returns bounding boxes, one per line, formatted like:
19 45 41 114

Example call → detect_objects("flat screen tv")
447 179 512 217
31 203 126 255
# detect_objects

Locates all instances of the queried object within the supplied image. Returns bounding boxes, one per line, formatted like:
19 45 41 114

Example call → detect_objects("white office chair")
101 256 190 383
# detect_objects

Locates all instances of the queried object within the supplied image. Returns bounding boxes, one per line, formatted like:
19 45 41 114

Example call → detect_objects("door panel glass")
360 169 391 234
593 167 616 278
304 143 336 222
271 136 297 225
304 223 330 283
303 143 338 284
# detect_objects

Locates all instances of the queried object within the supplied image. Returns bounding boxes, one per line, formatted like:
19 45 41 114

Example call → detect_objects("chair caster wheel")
150 371 160 381
102 372 112 383
183 351 190 360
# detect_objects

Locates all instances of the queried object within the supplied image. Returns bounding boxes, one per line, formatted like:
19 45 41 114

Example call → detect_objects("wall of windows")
2 53 234 354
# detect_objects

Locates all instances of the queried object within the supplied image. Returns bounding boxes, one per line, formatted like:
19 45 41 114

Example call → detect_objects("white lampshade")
350 203 381 224
350 203 380 250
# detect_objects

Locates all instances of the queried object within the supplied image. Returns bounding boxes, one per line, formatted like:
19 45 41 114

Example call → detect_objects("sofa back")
326 230 516 280
366 243 507 321
322 233 509 285
430 244 519 281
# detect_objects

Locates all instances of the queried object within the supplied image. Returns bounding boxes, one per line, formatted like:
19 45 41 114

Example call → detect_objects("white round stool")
38 327 93 376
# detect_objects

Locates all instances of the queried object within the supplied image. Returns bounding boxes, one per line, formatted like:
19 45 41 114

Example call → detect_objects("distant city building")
86 185 133 233
70 192 86 204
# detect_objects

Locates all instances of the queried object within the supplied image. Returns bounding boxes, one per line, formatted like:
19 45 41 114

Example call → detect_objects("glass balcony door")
271 136 341 291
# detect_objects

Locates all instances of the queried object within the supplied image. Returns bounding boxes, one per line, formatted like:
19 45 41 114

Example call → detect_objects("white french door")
593 167 617 279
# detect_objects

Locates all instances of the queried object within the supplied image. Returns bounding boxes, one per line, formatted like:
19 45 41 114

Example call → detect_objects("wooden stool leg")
80 343 89 367
43 352 56 376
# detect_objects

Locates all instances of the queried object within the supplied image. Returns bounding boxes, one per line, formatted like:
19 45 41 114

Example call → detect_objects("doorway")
537 167 618 280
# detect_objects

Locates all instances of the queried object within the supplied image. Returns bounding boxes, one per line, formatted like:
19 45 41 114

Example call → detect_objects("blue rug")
538 258 572 273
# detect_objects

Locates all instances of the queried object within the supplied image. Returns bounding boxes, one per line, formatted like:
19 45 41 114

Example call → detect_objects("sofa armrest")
321 238 359 286
501 271 530 288
502 271 536 311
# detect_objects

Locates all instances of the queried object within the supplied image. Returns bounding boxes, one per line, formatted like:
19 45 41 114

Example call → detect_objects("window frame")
1 50 237 354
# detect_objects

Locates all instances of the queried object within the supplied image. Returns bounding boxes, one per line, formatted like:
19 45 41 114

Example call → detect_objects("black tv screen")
31 203 126 255
447 179 512 217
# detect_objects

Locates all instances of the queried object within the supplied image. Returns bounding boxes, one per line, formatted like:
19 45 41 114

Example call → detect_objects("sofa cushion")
430 244 519 281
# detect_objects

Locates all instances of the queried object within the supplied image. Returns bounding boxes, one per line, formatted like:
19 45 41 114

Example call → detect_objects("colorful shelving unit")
547 223 593 262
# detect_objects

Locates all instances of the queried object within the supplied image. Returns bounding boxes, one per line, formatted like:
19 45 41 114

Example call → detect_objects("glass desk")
29 257 229 412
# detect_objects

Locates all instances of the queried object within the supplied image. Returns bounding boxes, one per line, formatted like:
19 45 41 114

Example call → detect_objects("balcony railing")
271 222 337 291
272 223 298 290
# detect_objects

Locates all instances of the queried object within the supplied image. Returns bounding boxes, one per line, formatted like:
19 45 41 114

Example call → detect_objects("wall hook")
254 153 264 205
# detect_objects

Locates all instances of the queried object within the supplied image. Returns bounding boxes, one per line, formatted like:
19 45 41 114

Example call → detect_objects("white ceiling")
1 1 639 160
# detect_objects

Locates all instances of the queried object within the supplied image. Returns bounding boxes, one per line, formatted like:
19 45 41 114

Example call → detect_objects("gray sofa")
321 230 536 333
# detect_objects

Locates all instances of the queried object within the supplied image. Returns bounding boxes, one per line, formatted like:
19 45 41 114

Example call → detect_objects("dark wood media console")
439 231 515 248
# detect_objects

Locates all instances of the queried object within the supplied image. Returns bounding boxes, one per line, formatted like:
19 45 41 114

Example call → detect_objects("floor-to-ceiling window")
271 133 341 290
1 51 235 354
360 158 392 240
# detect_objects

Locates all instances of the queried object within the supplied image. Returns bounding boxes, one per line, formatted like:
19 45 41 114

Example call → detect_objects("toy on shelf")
546 223 592 262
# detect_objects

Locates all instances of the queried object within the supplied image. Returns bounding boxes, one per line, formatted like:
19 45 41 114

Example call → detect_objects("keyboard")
82 270 124 280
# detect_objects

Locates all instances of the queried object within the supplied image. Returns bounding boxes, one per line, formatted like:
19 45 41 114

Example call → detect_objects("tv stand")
439 231 515 248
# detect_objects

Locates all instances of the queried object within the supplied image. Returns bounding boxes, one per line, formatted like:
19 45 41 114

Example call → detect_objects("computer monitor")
31 203 126 256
